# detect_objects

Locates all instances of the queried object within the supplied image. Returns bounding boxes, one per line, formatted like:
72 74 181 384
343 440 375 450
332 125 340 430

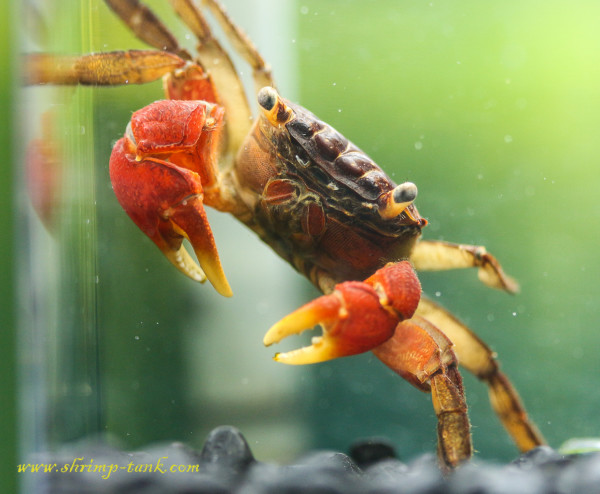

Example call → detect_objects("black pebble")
349 438 397 468
199 425 256 473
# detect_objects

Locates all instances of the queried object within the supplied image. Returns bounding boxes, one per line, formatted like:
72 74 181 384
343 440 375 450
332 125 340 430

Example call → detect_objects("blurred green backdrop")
7 2 600 491
296 0 600 459
1 0 16 492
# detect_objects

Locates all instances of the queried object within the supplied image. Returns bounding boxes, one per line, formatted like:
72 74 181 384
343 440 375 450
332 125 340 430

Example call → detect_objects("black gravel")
21 426 600 493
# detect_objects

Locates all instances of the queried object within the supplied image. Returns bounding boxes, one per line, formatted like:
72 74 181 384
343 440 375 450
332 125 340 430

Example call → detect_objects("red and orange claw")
263 261 421 365
108 100 232 297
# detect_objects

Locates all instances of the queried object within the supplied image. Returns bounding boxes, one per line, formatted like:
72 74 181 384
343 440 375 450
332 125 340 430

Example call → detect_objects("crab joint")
258 86 293 125
378 182 418 220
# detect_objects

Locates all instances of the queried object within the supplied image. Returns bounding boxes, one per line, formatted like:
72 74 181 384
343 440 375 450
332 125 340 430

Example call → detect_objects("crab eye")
378 182 418 219
258 86 277 111
258 86 293 124
393 182 418 204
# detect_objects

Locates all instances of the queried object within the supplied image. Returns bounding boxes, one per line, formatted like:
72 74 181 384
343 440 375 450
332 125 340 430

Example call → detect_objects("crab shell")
234 88 427 291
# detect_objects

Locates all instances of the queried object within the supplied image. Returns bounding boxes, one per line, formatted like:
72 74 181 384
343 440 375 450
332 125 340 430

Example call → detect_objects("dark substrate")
23 426 600 493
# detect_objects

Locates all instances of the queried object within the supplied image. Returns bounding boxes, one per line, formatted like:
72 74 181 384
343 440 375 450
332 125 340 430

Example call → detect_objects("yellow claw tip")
269 338 345 366
163 245 232 297
263 304 330 347
213 278 233 298
264 294 352 365
263 323 282 347
191 248 233 298
164 246 207 283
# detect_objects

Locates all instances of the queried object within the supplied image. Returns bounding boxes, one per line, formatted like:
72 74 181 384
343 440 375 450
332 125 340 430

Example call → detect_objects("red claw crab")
27 0 546 468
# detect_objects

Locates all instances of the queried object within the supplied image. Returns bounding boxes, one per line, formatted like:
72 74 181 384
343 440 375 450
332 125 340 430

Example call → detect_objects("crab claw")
264 261 421 364
109 100 232 297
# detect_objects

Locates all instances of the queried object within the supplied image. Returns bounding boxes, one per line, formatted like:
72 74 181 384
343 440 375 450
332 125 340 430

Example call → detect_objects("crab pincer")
264 261 421 364
109 99 232 297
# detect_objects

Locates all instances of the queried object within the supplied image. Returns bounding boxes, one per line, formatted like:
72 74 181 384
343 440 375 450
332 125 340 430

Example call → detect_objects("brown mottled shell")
286 105 395 203
234 96 424 286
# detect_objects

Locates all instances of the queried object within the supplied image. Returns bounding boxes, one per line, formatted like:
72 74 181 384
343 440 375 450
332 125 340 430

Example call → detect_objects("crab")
26 0 546 468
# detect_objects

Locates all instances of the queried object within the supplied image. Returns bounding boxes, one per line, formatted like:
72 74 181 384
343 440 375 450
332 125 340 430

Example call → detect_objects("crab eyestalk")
258 86 293 125
378 182 418 220
264 261 421 364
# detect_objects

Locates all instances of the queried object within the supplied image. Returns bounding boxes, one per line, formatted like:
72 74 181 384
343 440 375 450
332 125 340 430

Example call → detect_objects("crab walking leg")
417 297 546 452
373 317 472 468
24 51 186 86
431 367 472 469
202 0 274 90
410 240 519 293
104 0 192 60
168 0 253 157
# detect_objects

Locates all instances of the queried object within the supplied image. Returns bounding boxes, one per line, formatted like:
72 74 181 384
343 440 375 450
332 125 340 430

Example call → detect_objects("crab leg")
417 297 546 451
104 0 192 60
410 240 519 293
168 0 252 157
202 0 274 90
264 262 421 364
24 51 186 86
373 316 472 469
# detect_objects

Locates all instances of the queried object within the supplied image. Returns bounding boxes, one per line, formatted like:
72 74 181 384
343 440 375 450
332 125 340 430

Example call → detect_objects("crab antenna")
378 182 418 219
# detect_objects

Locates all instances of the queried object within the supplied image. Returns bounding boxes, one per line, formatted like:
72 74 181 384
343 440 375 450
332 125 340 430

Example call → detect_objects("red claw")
109 100 232 297
263 261 421 364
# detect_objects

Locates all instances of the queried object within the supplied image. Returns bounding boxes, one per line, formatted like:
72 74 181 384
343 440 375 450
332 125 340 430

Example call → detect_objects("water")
16 1 305 492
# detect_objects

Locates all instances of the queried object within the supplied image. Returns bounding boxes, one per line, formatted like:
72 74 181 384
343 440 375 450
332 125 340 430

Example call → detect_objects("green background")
296 0 600 459
1 0 15 492
3 1 600 491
